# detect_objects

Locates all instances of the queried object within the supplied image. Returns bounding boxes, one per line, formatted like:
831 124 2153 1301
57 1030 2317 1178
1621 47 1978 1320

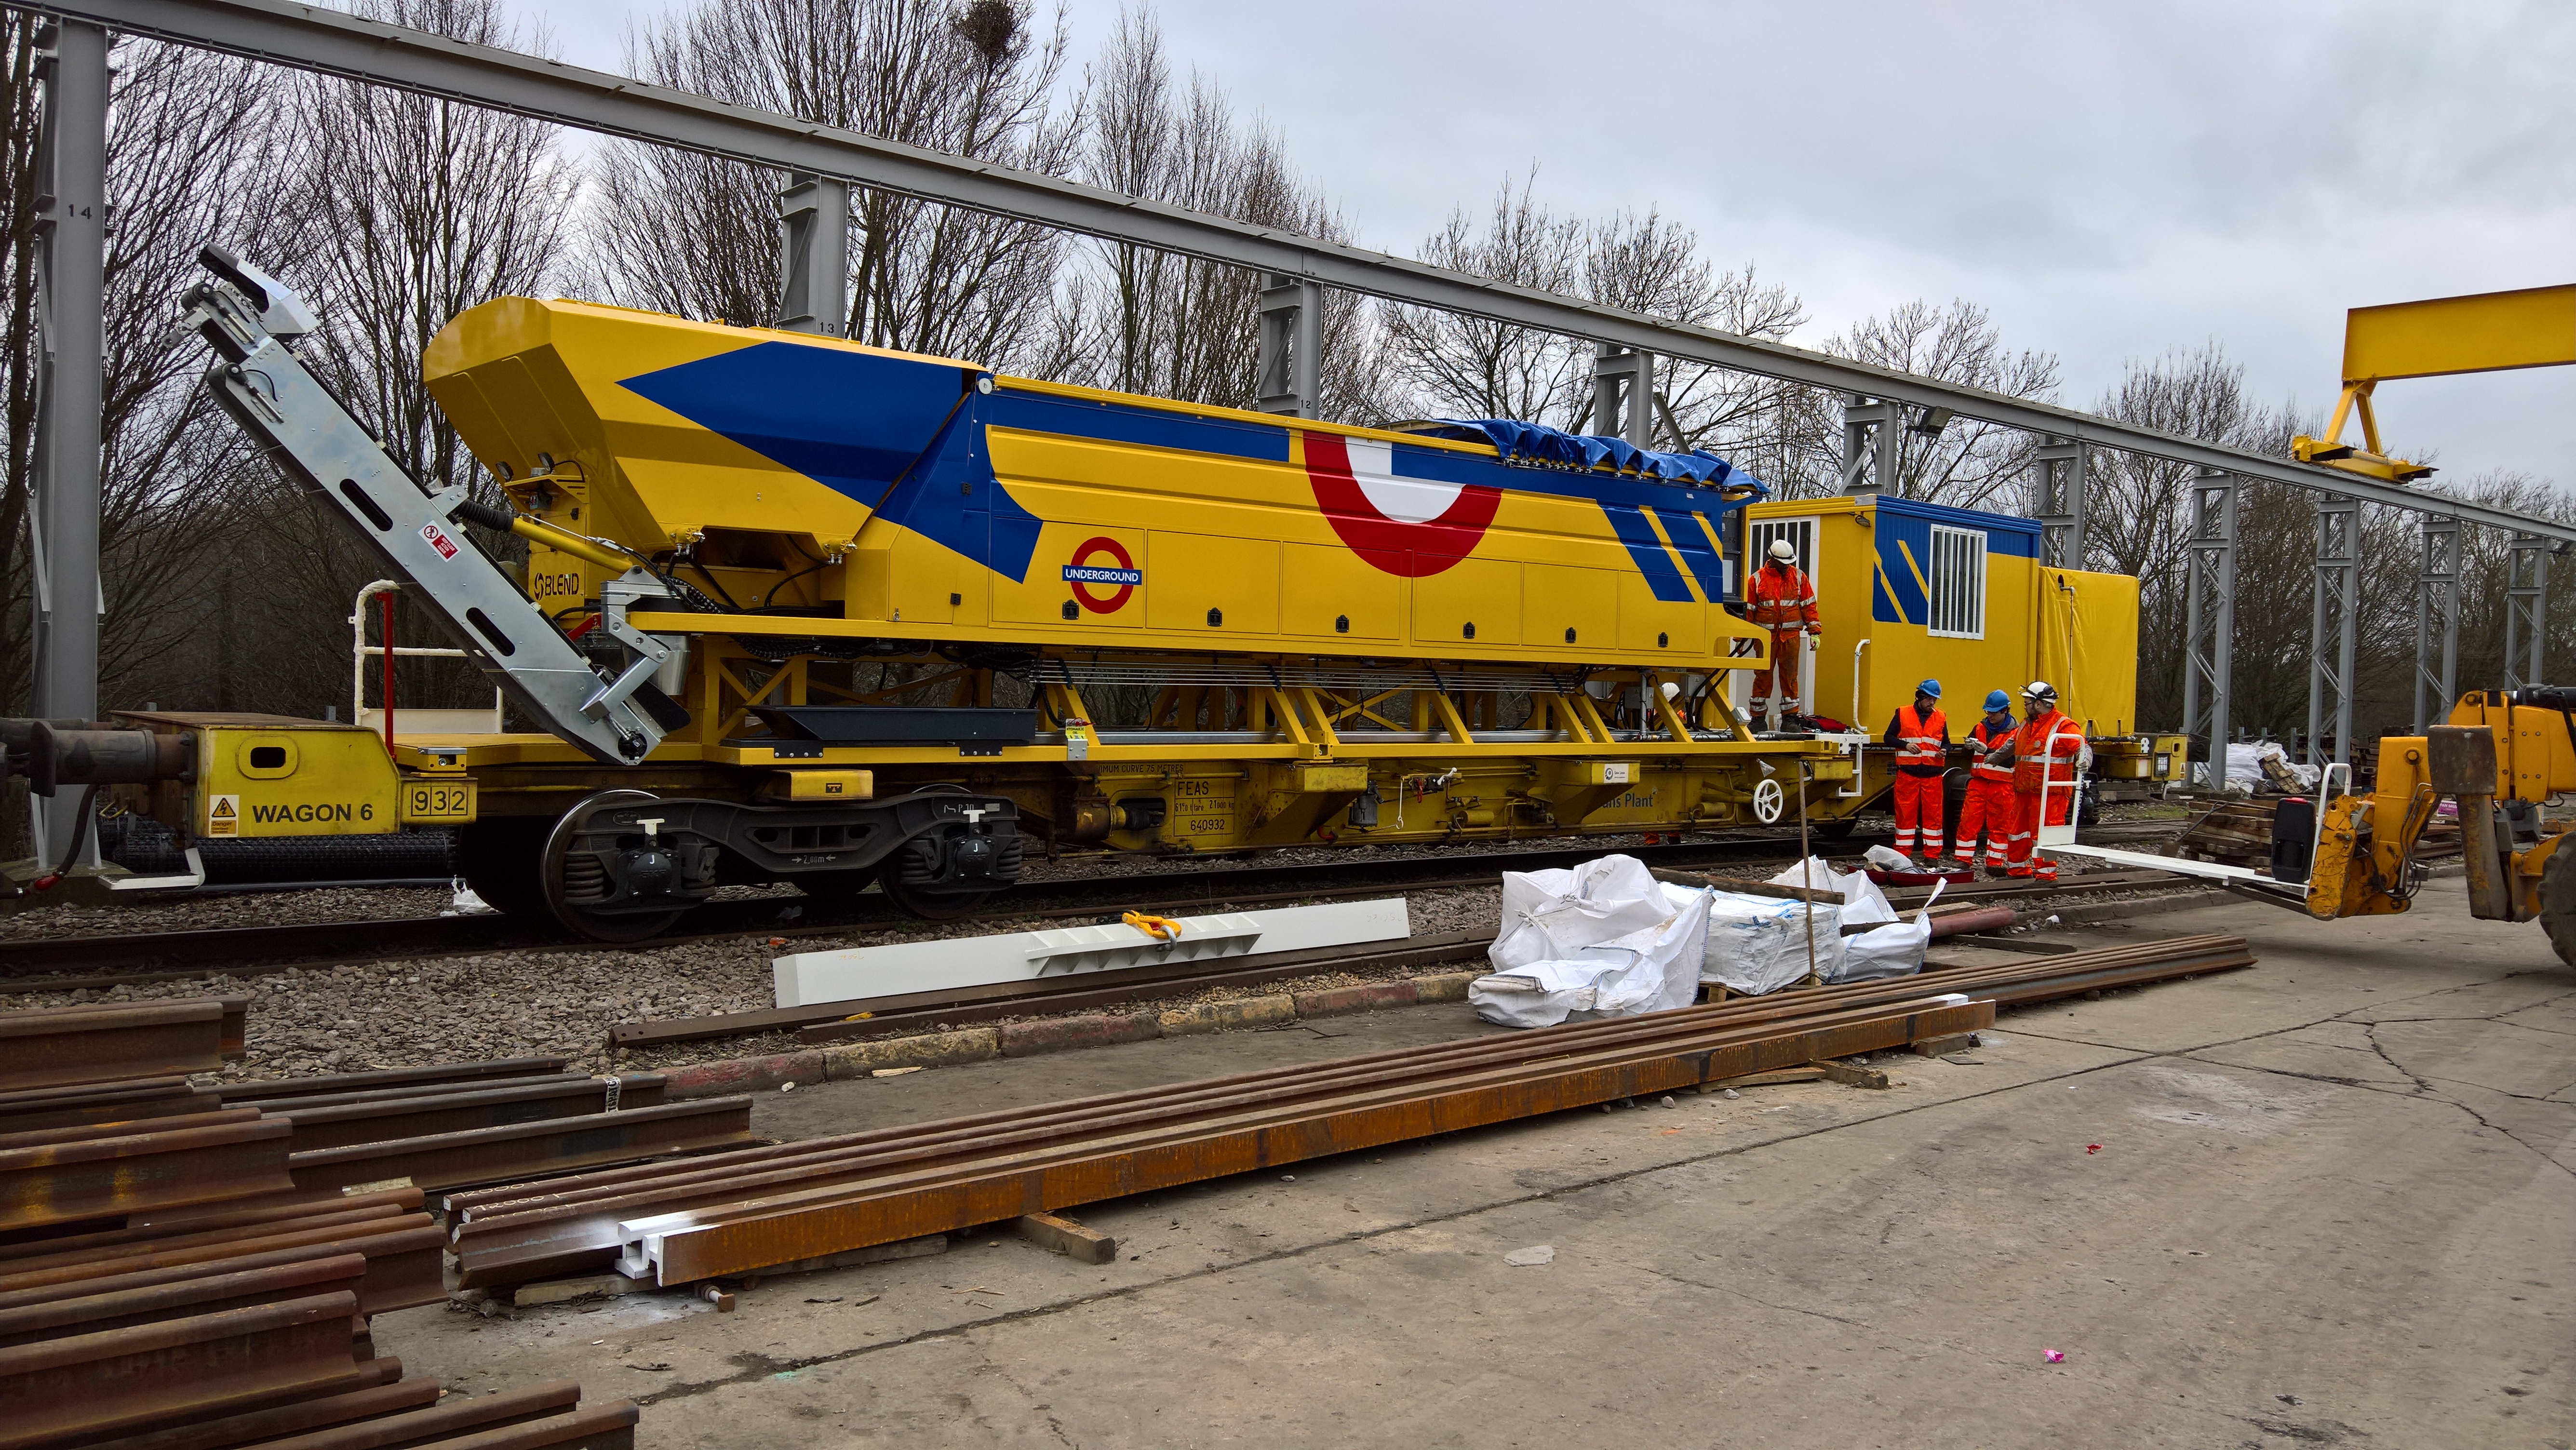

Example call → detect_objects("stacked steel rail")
0 1001 775 1450
445 934 2251 1290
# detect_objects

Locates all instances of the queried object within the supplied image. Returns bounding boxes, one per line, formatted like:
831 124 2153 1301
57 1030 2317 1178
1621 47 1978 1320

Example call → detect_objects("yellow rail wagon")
1740 495 2184 800
22 256 2167 937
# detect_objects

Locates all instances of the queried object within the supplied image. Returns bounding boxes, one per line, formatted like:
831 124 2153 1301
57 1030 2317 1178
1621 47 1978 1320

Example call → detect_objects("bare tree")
1046 8 1386 419
579 0 1080 370
1379 170 1586 425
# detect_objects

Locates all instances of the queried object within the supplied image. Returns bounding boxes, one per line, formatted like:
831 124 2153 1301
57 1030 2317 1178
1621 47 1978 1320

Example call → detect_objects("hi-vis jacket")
1883 704 1950 777
1992 708 2085 796
1968 716 2017 783
1747 562 1819 631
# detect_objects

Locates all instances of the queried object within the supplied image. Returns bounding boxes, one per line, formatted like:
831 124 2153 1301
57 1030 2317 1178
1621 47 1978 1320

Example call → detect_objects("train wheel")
2542 842 2575 968
879 872 993 922
456 816 552 918
542 790 687 944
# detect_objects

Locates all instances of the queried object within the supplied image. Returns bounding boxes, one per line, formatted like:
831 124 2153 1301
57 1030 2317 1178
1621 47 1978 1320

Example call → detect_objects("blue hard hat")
1985 689 2010 712
1915 679 1941 700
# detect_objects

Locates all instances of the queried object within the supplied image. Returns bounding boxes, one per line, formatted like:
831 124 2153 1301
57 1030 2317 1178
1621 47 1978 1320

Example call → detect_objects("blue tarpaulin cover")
1421 418 1771 494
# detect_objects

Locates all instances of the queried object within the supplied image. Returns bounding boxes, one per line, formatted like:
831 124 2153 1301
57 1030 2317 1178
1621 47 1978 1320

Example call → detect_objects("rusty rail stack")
441 934 2252 1292
0 1000 761 1450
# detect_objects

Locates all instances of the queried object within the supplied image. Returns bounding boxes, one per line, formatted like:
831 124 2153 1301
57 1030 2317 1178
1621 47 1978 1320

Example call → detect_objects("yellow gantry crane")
2291 282 2576 482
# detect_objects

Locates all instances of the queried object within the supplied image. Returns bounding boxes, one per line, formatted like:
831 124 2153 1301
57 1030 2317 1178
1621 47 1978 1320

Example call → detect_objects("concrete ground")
381 887 2575 1449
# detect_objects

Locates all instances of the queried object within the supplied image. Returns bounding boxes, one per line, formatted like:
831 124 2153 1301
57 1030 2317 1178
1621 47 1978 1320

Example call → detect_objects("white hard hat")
1767 539 1797 562
2022 680 2057 707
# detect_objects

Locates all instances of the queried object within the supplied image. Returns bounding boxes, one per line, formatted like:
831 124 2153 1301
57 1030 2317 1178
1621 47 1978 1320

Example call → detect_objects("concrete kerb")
651 891 2231 1101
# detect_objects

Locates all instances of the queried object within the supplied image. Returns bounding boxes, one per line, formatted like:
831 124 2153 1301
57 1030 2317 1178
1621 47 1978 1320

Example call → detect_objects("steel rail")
78 1369 442 1450
284 1096 757 1194
0 1116 296 1232
627 997 1998 1284
454 934 2249 1285
0 1214 441 1298
257 1074 668 1154
0 1290 365 1450
0 1225 447 1317
209 1057 574 1103
0 1186 421 1267
0 999 233 1092
22 0 2569 538
0 1079 227 1135
0 1205 410 1275
0 1252 366 1348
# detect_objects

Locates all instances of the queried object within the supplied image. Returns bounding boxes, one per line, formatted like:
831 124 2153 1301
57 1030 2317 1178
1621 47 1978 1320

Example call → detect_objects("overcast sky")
513 0 2574 495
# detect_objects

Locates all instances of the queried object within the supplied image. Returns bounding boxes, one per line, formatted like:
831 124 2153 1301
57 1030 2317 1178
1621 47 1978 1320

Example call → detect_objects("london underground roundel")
1303 433 1500 577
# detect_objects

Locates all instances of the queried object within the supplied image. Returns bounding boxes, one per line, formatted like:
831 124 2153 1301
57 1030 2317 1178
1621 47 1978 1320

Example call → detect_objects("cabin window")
1926 525 1986 639
1747 517 1818 588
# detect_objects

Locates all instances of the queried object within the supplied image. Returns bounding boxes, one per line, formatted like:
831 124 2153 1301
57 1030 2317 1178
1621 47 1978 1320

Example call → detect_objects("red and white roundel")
1303 433 1499 577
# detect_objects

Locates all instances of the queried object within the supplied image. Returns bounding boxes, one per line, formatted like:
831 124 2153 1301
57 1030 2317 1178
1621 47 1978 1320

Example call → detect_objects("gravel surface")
0 888 1493 1084
0 886 458 941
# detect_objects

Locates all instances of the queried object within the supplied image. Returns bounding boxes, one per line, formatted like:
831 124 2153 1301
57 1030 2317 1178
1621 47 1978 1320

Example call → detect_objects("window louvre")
1926 525 1986 638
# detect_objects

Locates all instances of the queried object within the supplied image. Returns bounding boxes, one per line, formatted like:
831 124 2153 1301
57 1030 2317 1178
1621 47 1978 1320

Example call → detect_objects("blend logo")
1302 433 1499 577
1063 537 1142 613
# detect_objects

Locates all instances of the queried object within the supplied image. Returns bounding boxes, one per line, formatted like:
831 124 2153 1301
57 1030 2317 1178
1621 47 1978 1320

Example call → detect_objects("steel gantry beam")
2031 437 2089 569
1839 397 1899 494
2413 517 2462 732
2178 470 2235 788
29 0 2576 544
775 174 851 336
2502 535 2549 692
1255 275 1323 418
29 19 109 866
2305 498 2359 766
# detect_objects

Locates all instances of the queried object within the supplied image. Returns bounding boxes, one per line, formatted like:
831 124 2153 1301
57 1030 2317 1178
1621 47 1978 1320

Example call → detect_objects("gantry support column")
1839 395 1899 494
2305 498 2359 766
2033 437 2088 569
1592 344 1654 447
2412 517 2461 730
2503 534 2549 691
29 20 109 865
2178 469 2235 789
776 173 850 336
1256 275 1323 418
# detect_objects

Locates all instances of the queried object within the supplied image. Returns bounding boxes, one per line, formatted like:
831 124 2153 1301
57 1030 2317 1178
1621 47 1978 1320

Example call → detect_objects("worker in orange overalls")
1746 538 1819 729
1989 680 2085 879
1951 689 2017 875
1879 678 1948 864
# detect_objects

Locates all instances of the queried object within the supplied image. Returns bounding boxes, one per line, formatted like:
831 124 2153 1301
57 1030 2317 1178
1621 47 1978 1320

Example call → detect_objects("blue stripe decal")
1653 507 1729 603
1872 562 1911 626
1599 503 1696 603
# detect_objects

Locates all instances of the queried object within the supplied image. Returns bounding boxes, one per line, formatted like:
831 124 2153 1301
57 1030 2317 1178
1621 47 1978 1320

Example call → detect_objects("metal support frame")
775 172 849 336
28 19 109 865
2502 534 2548 691
34 0 2572 544
2178 469 2234 788
2304 498 2358 766
2413 517 2461 730
1590 344 1653 446
1255 274 1321 417
2032 437 2088 569
1839 396 1899 495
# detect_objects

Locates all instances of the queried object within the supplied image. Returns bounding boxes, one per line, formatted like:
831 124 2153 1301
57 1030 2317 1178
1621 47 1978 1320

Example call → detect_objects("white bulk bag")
1683 888 1838 996
1471 866 1712 1029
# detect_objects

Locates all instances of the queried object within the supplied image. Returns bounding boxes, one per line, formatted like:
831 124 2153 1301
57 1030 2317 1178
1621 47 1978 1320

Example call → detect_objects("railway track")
0 822 2187 991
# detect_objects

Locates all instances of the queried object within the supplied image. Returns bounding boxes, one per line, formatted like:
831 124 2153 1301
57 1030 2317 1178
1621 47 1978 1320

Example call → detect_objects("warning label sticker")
207 794 239 837
420 522 460 560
